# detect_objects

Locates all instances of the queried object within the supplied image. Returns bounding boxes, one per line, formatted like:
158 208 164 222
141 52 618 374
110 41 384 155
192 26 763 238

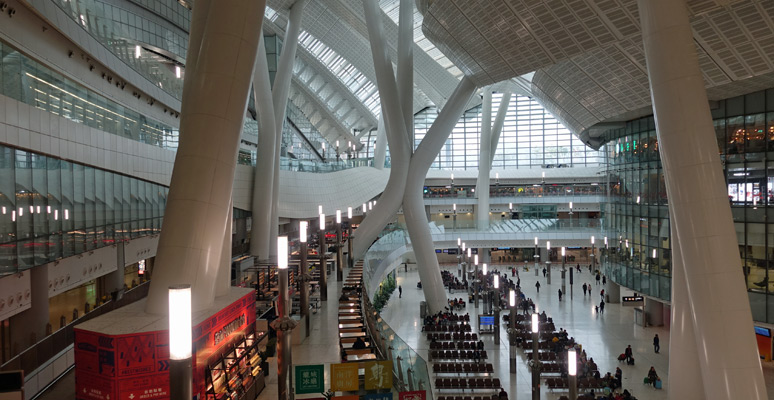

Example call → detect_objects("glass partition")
0 40 179 150
0 144 168 276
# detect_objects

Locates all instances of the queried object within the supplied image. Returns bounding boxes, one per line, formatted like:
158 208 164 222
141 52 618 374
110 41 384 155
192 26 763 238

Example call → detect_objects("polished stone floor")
380 265 669 400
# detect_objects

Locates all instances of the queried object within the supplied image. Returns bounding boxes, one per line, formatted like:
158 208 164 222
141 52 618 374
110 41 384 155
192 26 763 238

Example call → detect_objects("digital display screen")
479 316 494 326
755 326 771 337
435 249 442 253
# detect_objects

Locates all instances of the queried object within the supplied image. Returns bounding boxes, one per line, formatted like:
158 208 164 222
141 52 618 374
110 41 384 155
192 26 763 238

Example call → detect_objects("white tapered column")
373 114 387 169
397 0 413 143
216 199 233 296
250 34 277 260
667 214 705 400
354 0 411 261
489 92 511 165
269 0 307 259
476 88 492 230
403 76 477 313
638 0 766 398
146 0 265 314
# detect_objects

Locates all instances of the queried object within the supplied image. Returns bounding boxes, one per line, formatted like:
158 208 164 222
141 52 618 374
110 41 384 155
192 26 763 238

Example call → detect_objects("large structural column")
476 89 492 230
667 222 705 400
402 76 477 313
489 92 511 165
354 0 412 261
269 0 307 259
145 0 265 314
605 280 620 304
250 34 277 261
638 0 767 398
396 0 413 144
215 201 233 296
373 114 387 169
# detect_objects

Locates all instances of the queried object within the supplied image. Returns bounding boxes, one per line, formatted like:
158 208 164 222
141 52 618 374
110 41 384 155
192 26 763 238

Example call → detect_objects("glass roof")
266 5 381 119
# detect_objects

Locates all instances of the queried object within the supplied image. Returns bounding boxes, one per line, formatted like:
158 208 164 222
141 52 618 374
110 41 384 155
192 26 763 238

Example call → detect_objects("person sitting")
352 337 367 350
339 293 350 302
498 388 508 400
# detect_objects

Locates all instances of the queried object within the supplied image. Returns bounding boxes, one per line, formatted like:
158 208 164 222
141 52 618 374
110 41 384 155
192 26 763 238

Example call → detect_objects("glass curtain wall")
414 94 602 170
0 144 168 277
604 88 774 323
0 40 179 150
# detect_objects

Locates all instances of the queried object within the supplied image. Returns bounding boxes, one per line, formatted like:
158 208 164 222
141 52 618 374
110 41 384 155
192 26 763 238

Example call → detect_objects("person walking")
624 345 633 364
653 334 660 353
615 367 622 388
602 275 607 285
582 283 588 296
535 281 541 293
600 288 605 301
599 299 605 314
399 285 402 298
542 267 547 277
558 288 563 301
595 273 601 285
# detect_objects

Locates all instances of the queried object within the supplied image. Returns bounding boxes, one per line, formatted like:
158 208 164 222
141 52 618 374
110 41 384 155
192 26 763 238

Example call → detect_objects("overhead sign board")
622 295 644 307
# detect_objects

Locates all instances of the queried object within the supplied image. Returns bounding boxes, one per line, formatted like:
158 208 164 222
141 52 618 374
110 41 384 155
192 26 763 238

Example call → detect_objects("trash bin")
420 301 427 319
605 294 610 303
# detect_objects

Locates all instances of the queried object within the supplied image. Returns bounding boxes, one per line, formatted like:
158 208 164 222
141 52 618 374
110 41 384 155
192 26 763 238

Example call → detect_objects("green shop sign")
296 364 325 394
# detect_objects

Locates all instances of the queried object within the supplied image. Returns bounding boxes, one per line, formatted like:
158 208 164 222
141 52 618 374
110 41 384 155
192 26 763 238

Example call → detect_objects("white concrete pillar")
476 89 492 230
667 221 705 400
250 34 277 260
638 0 767 397
9 266 49 351
403 76 477 313
397 0 413 143
489 92 511 165
145 0 265 314
269 0 307 259
354 0 412 261
644 298 664 326
216 200 233 297
605 280 620 304
373 114 387 169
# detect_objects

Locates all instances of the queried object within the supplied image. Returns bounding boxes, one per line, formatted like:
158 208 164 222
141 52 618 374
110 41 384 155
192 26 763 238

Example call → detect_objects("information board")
296 364 325 394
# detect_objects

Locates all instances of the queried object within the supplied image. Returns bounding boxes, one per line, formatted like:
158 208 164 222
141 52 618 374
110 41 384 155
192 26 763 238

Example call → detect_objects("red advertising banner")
399 391 427 400
75 291 255 400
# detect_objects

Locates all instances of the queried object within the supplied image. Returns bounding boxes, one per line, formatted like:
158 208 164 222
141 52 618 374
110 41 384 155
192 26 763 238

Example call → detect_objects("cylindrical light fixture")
604 236 608 246
547 241 551 250
168 285 192 360
467 248 471 258
450 173 454 181
591 236 595 245
534 237 538 245
531 313 539 333
363 203 367 212
561 247 566 256
482 263 488 275
474 254 479 265
347 207 352 219
453 203 457 212
299 221 307 243
653 249 657 258
318 205 323 215
509 289 516 307
336 210 342 224
568 350 577 376
463 242 467 252
319 213 325 229
458 238 461 246
494 274 499 289
509 202 513 210
368 201 373 211
278 236 288 270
